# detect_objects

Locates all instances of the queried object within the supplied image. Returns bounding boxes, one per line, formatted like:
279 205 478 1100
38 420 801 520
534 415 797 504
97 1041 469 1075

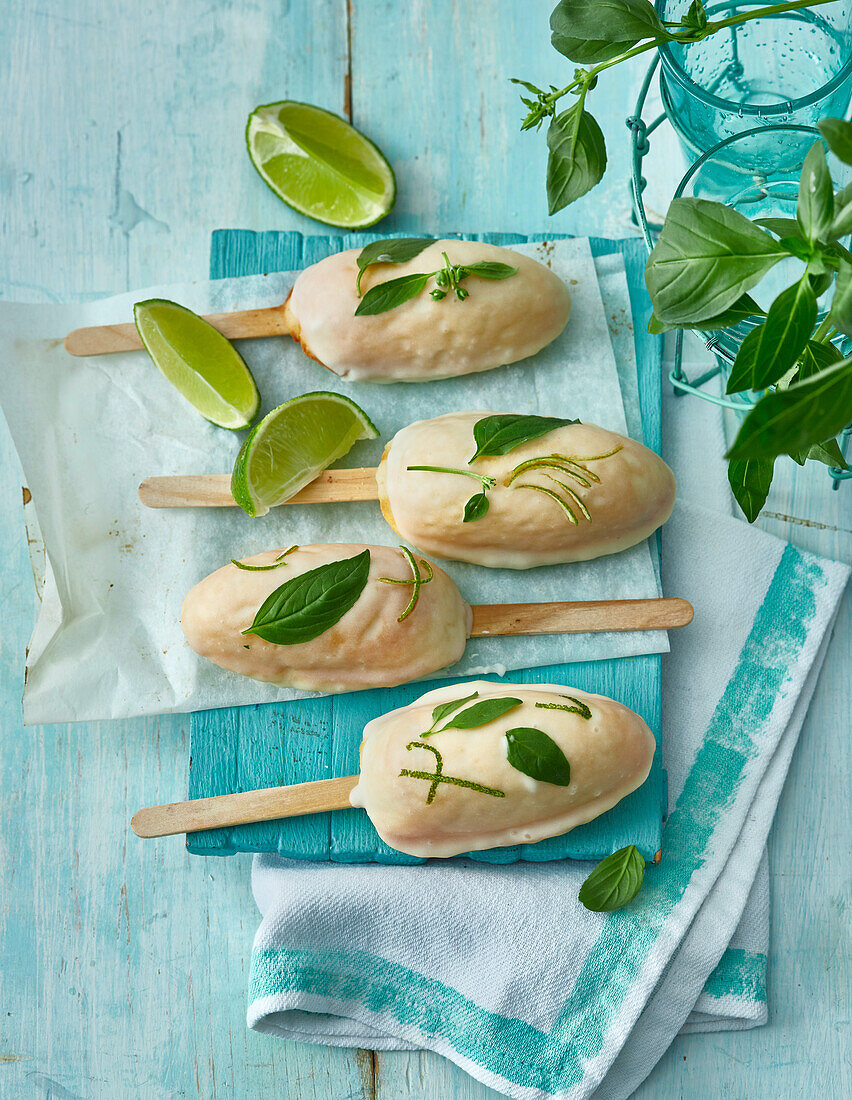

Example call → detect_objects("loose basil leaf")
354 272 432 317
355 238 434 295
444 697 523 731
726 358 852 461
460 261 518 280
830 182 852 238
682 0 708 31
797 141 834 243
649 292 765 335
754 217 802 240
829 260 852 338
550 0 669 65
505 727 572 786
730 278 816 393
727 457 774 522
463 491 490 522
546 104 607 214
242 549 371 645
797 339 843 381
646 198 787 325
578 845 645 912
818 117 852 167
470 414 580 461
431 691 479 727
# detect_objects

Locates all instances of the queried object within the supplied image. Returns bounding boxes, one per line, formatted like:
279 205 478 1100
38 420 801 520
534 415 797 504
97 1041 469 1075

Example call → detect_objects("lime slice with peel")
246 100 395 228
134 299 260 430
231 391 379 517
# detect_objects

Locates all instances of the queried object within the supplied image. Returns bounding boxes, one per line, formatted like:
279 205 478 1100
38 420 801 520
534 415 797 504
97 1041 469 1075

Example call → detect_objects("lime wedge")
134 299 260 430
246 100 395 228
231 391 379 516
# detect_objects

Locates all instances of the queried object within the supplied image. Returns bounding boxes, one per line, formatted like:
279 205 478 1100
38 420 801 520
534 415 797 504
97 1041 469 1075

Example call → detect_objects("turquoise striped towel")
247 498 848 1100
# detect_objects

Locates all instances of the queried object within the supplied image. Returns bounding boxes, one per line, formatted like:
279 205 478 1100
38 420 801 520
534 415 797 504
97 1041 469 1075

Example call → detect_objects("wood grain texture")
139 467 380 507
469 597 693 636
0 1 848 1099
64 305 291 355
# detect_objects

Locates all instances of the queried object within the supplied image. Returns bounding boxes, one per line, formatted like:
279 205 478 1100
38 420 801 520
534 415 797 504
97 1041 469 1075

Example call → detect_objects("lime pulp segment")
246 100 395 229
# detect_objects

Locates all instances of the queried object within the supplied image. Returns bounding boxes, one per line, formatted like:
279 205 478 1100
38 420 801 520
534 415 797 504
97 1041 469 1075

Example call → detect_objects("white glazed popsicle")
181 544 470 692
351 680 655 858
377 411 676 568
283 240 571 381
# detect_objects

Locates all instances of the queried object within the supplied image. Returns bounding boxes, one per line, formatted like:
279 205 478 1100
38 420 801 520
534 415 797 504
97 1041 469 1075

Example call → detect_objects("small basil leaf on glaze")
443 697 523 730
459 261 518 280
578 845 645 912
354 272 432 316
242 548 370 645
469 414 580 461
463 491 490 522
355 237 434 295
430 691 480 727
505 727 571 786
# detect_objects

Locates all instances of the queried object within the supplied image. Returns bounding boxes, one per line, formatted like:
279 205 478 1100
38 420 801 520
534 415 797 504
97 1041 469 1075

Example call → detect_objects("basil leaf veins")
505 727 572 786
470 414 580 461
578 844 645 912
242 548 371 645
355 237 434 296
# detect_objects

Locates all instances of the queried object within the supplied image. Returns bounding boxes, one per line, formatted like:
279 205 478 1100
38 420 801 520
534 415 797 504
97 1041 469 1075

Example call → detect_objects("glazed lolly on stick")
141 413 676 570
181 543 693 693
132 681 655 859
64 241 571 382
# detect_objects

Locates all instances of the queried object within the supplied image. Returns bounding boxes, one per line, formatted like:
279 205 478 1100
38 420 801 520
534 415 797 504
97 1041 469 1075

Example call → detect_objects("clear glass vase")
656 0 852 168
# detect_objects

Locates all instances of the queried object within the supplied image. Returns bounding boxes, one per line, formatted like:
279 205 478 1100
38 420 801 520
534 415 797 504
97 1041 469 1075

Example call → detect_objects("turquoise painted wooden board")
185 230 665 863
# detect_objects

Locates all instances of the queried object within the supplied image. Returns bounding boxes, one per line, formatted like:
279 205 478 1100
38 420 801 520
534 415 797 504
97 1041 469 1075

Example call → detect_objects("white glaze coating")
284 240 571 381
351 680 655 857
180 544 471 692
377 411 676 568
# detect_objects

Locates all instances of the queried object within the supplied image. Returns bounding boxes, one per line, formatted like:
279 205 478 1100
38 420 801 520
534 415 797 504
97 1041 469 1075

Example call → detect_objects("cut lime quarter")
246 100 395 228
231 391 379 517
133 299 260 430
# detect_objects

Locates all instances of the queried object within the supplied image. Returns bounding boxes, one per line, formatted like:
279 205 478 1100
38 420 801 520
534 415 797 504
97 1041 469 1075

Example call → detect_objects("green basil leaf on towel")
242 548 370 644
579 844 645 912
505 727 572 786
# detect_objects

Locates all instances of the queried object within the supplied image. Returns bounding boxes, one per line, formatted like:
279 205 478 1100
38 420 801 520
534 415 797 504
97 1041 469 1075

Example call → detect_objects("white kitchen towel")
247 497 848 1100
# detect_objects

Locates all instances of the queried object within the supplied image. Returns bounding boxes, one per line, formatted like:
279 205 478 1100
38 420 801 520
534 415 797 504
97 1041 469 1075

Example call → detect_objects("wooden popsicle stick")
131 774 358 838
138 468 379 508
64 305 292 357
469 597 693 636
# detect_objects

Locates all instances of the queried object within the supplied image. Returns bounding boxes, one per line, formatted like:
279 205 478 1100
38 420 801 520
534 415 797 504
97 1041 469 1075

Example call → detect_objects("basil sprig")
470 414 580 461
505 727 572 786
421 694 522 739
406 464 497 524
578 845 645 912
355 237 434 295
355 249 517 317
242 549 370 645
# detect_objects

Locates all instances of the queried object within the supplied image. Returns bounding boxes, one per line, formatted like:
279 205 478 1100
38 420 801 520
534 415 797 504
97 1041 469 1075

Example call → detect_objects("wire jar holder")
628 55 850 490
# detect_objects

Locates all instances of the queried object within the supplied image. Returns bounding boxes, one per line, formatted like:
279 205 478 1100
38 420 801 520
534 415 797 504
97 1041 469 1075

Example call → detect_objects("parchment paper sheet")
0 239 666 724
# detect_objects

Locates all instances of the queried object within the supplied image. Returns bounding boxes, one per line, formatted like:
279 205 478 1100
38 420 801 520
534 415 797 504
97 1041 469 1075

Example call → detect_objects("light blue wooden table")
0 2 848 1097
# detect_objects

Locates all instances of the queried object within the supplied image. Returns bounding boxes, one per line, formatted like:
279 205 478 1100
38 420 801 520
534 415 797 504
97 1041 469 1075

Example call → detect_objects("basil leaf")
726 358 852 461
649 293 764 335
728 278 816 393
460 261 518 280
793 437 849 469
818 117 852 166
430 691 479 727
798 339 843 381
443 697 523 731
829 260 852 338
797 141 834 243
727 457 774 522
546 104 607 214
470 414 580 461
463 491 490 522
550 0 668 65
578 845 645 912
354 272 431 317
646 198 787 325
355 238 434 295
505 727 572 786
754 217 802 240
830 182 852 238
242 549 371 645
682 0 708 31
